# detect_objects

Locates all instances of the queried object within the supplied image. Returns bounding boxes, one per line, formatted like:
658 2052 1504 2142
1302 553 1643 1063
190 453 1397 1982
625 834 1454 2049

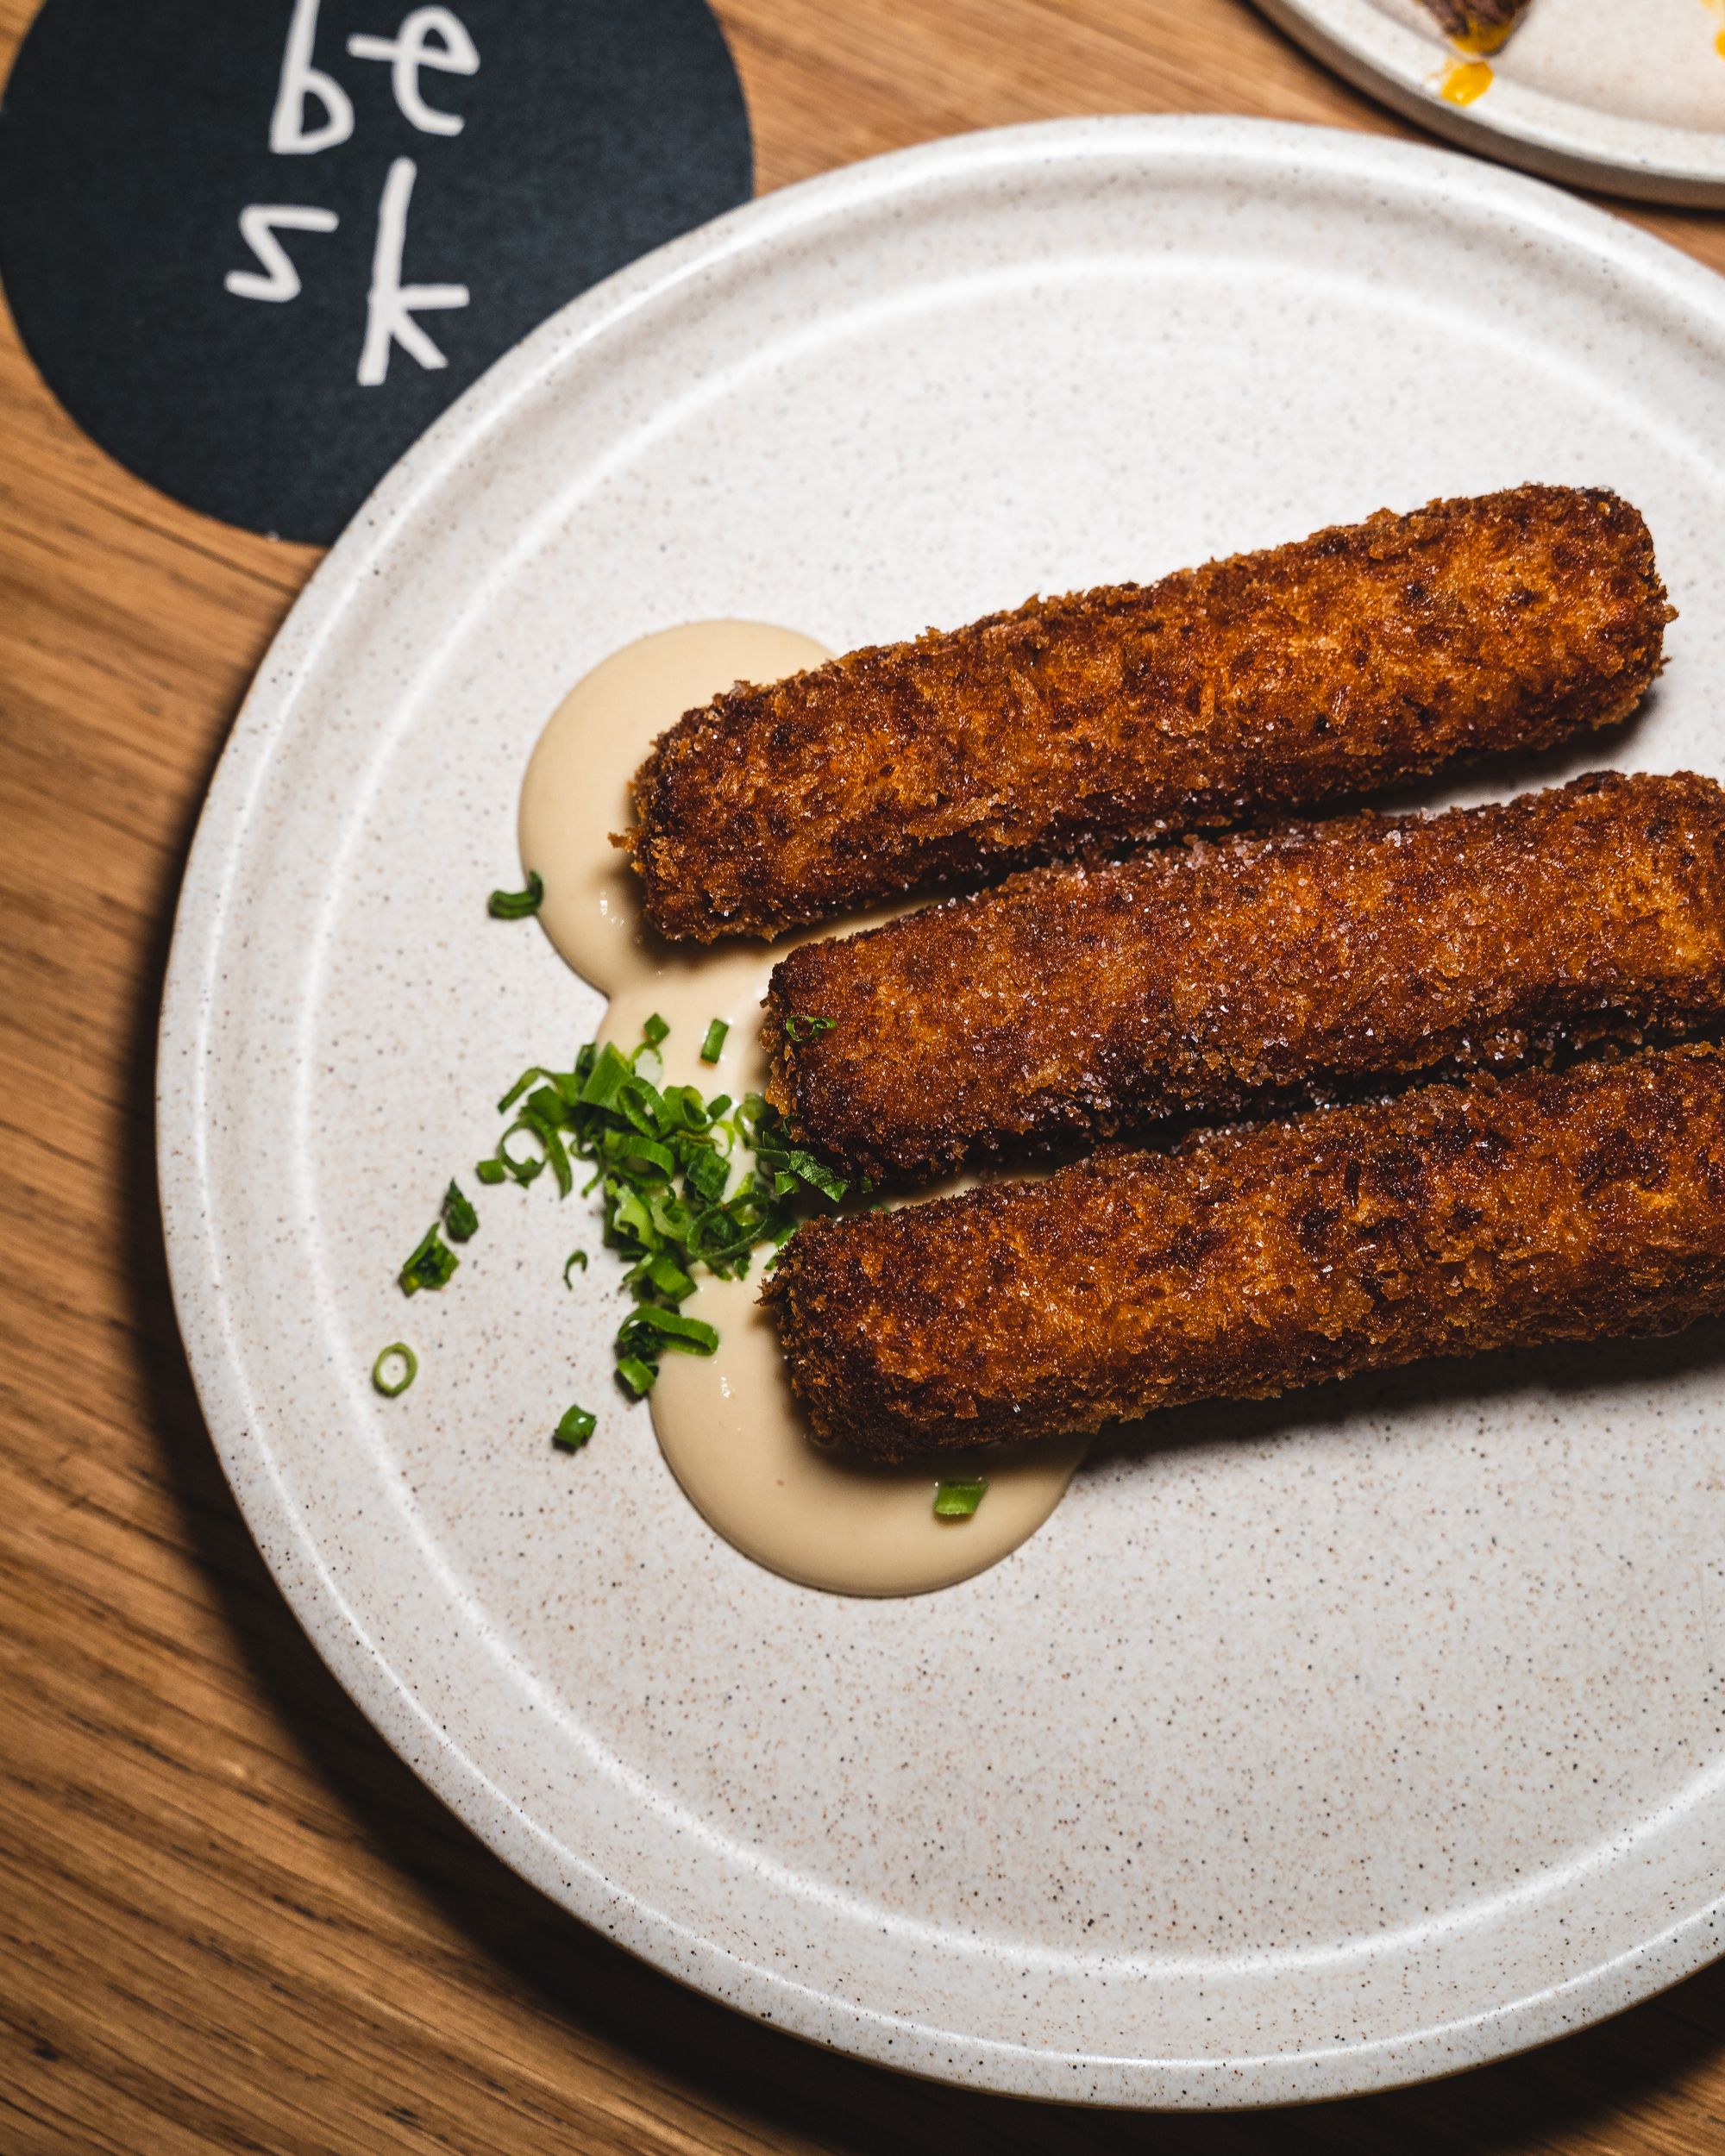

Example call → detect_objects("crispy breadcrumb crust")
629 486 1672 941
764 773 1725 1181
765 1048 1725 1460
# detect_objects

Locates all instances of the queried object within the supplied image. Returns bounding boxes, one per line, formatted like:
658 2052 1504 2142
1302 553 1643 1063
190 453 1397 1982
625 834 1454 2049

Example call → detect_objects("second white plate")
160 119 1725 2106
1255 0 1725 204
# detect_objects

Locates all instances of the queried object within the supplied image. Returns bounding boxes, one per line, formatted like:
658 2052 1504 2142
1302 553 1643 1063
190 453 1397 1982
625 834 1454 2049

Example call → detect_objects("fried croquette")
628 486 1672 941
765 1047 1725 1459
763 773 1725 1182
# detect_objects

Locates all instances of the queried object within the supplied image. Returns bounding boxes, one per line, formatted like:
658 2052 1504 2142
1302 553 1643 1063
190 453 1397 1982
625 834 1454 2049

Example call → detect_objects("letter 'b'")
270 0 354 154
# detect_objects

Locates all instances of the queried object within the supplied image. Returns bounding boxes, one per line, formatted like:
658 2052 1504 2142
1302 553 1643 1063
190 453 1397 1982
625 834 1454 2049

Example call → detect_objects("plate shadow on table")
116 768 1725 2155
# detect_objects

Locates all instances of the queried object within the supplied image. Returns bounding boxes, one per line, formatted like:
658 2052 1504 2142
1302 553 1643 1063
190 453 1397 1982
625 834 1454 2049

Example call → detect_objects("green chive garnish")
399 1224 459 1294
404 1017 852 1410
495 1122 549 1187
685 1149 729 1205
699 1017 730 1063
617 1354 656 1398
784 1012 835 1044
933 1479 988 1519
554 1403 596 1451
372 1343 418 1396
488 870 543 919
619 1304 720 1355
781 1144 845 1204
442 1180 479 1242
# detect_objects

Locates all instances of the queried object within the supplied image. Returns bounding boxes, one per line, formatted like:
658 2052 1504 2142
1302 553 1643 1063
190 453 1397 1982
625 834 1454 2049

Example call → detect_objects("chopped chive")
617 1354 657 1397
526 1083 567 1129
699 1018 730 1063
614 1132 674 1181
656 1084 709 1133
933 1478 988 1519
488 870 544 919
399 1224 459 1294
498 1065 559 1115
784 1012 836 1044
372 1343 417 1397
783 1145 846 1205
554 1403 596 1452
442 1180 479 1243
518 1106 573 1196
412 1016 859 1413
685 1149 729 1205
617 1305 720 1360
496 1122 548 1186
580 1043 632 1109
638 1250 696 1301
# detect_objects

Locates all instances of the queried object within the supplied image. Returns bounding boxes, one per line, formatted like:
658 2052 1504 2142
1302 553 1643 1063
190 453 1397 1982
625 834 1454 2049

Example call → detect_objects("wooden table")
5 3 1725 2148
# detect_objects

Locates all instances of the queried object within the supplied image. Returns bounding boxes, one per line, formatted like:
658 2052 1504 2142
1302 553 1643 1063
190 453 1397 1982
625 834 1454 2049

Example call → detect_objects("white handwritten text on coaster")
0 0 752 541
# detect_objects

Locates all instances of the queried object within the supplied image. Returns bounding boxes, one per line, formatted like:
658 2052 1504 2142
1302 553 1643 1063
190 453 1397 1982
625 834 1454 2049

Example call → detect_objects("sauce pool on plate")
518 621 1085 1595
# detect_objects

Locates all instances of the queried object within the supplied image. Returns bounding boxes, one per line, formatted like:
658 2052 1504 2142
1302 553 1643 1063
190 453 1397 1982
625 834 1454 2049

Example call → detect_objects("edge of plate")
155 114 1725 2108
1252 0 1725 207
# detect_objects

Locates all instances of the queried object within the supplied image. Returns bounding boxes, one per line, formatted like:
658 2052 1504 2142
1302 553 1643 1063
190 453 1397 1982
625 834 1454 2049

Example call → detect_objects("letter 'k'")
357 156 468 385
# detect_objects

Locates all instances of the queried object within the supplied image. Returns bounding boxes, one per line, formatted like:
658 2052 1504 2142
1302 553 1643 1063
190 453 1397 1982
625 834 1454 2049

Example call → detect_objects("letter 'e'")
347 9 480 137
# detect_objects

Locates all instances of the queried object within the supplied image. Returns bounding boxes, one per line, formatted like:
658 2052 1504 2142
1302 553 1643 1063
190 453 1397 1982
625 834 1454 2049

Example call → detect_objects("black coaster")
0 0 752 542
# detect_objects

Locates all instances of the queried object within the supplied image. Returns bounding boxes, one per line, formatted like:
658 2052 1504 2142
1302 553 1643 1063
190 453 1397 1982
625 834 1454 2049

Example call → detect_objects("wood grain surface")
5 3 1725 2150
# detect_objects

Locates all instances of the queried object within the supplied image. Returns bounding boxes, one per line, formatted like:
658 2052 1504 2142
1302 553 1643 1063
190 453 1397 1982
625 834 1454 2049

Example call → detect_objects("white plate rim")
1252 0 1725 206
156 114 1725 2109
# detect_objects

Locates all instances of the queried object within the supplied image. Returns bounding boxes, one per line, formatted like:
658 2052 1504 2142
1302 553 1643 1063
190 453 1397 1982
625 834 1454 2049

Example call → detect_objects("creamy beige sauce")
519 622 1085 1595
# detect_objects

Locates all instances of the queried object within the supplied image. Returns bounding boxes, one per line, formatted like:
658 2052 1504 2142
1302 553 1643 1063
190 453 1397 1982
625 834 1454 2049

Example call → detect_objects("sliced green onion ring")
554 1403 596 1451
933 1478 988 1519
399 1224 459 1294
372 1343 418 1397
404 1015 862 1415
488 870 544 919
617 1354 656 1398
784 1012 836 1044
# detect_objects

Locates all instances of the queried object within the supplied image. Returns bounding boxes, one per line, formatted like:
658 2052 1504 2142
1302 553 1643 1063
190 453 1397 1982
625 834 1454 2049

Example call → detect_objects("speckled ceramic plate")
1254 0 1725 204
159 118 1725 2107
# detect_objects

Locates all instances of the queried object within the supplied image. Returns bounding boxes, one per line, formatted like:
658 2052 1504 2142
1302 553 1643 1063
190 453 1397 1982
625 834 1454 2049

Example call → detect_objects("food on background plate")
1418 0 1534 53
767 1046 1725 1461
764 771 1725 1182
625 486 1671 942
